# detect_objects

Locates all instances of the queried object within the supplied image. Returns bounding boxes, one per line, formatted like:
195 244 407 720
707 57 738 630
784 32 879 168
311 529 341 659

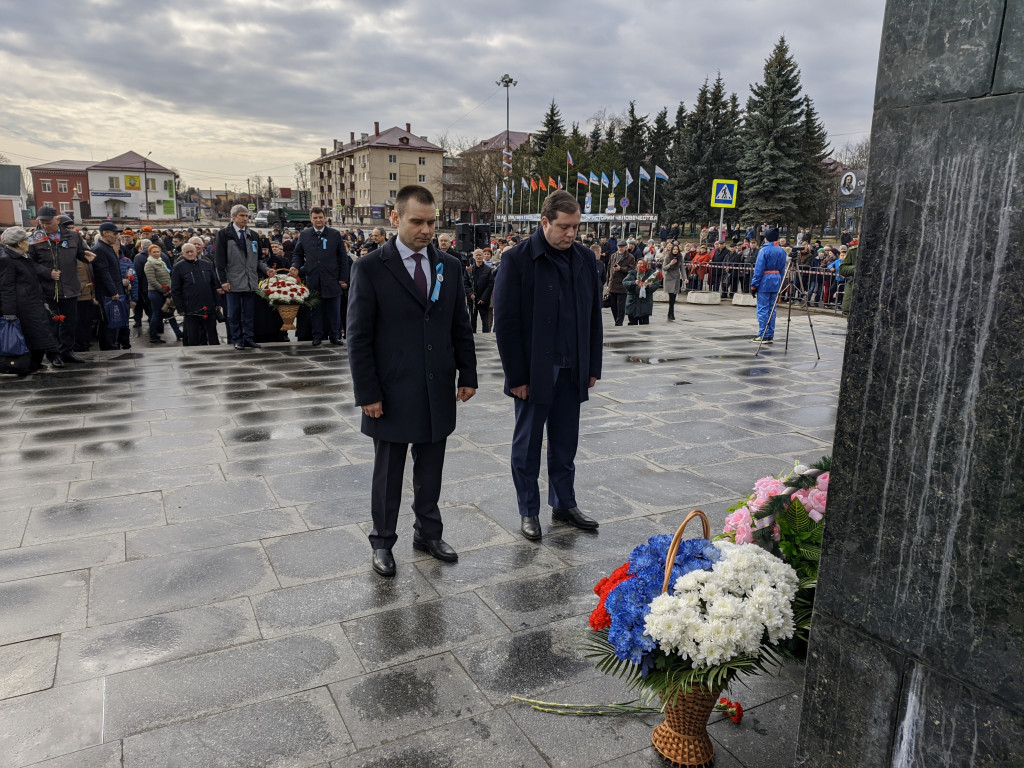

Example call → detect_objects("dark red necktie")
412 252 428 301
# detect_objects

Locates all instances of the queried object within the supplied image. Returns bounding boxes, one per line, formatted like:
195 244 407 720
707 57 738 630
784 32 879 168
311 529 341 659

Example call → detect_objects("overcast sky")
0 0 885 191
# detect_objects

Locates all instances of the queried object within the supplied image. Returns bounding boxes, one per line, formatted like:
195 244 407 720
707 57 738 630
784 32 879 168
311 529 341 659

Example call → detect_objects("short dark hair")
395 185 435 217
540 190 580 222
310 206 325 216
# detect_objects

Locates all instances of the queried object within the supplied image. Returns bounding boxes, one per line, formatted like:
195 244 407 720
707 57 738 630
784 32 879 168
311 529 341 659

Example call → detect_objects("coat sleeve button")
427 344 432 351
428 373 434 380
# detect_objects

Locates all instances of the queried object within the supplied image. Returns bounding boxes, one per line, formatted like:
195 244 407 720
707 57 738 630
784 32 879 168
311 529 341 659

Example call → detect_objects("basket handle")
661 510 710 595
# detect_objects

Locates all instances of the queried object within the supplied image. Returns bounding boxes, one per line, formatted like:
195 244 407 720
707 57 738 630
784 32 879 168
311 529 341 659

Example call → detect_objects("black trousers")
74 300 97 351
510 368 581 517
311 295 342 340
369 438 446 550
182 315 220 346
609 293 627 325
50 297 78 353
470 303 493 333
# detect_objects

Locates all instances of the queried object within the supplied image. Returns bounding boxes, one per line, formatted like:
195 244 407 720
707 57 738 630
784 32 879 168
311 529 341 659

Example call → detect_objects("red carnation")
588 562 633 631
202 314 208 319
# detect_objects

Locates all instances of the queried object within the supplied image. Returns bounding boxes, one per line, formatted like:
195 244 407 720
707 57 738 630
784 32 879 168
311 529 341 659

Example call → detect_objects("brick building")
28 160 91 218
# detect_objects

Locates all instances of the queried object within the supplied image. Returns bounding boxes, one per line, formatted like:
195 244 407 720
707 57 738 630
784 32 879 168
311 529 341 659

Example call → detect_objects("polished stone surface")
798 5 1024 765
0 304 843 767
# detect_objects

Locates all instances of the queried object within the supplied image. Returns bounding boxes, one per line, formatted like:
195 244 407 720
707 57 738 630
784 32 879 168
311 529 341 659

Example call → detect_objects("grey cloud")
0 0 884 177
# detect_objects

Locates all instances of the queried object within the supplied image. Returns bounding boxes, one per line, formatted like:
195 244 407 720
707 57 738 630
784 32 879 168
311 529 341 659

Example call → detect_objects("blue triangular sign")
715 183 733 202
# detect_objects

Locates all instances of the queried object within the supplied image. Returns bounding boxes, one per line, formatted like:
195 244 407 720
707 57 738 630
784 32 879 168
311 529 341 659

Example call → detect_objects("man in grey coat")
214 205 276 349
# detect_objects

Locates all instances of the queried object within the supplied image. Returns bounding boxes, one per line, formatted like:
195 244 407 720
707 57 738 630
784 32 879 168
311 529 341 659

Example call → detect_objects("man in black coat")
91 222 129 351
171 241 220 345
467 249 494 333
493 190 603 541
289 207 350 345
27 206 95 362
346 185 478 577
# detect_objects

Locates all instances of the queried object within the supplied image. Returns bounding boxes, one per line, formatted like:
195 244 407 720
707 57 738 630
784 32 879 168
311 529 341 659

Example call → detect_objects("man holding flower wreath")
289 206 350 345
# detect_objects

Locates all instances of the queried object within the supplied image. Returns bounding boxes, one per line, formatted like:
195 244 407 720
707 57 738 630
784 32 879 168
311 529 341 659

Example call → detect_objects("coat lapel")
380 238 428 308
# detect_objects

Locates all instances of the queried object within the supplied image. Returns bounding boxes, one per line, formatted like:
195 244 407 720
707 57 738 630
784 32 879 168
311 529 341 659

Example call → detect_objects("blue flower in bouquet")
604 535 720 671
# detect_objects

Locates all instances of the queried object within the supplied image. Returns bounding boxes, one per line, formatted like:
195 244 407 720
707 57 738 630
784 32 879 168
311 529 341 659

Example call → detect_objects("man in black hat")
91 222 130 350
28 205 95 362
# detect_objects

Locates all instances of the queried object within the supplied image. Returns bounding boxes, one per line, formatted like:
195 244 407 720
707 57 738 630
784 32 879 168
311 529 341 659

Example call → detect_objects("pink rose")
753 476 786 501
806 489 827 517
735 522 754 545
808 508 823 523
816 472 829 493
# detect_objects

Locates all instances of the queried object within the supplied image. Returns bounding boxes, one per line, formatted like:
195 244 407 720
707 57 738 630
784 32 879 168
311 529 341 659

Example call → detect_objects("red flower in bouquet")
637 261 648 274
589 562 633 630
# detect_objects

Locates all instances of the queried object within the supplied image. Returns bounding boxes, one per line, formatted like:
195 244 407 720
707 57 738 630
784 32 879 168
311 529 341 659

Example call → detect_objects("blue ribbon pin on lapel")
430 262 443 303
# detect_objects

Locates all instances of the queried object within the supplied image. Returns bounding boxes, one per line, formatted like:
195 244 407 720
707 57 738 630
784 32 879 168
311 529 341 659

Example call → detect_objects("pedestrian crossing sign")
711 179 738 208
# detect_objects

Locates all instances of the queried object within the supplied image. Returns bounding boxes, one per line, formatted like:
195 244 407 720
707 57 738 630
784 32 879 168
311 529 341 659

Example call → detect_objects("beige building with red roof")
309 122 443 222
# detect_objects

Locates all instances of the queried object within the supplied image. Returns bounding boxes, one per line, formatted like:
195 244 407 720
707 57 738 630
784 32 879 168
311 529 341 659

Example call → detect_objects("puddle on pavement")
625 356 690 365
302 423 338 435
735 367 776 377
673 381 693 386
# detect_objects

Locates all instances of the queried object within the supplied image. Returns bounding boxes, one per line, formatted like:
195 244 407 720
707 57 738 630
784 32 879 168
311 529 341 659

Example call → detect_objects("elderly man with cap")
91 222 131 350
27 205 95 362
749 227 787 343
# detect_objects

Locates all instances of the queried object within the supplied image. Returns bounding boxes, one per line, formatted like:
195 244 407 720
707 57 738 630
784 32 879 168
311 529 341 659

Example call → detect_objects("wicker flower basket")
276 304 300 330
650 510 720 768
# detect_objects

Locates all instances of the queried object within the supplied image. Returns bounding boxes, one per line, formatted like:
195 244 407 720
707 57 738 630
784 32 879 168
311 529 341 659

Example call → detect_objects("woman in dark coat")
1 227 64 372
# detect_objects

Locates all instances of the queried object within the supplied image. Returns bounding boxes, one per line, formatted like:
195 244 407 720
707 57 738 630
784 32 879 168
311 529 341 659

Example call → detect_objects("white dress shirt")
394 237 433 293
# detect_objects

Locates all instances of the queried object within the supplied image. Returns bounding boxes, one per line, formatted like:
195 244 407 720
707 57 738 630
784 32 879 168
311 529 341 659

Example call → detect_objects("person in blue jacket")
749 227 787 342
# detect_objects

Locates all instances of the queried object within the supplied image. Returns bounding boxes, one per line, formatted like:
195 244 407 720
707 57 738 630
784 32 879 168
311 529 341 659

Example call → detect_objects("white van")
253 210 273 227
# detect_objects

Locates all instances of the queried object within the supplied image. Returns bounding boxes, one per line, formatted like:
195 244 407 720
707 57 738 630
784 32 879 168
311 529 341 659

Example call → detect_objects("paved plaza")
0 303 845 768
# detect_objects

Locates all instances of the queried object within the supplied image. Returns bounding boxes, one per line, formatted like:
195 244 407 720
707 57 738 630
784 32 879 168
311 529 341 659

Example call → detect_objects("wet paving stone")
328 708 546 768
329 653 493 750
413 541 567 597
122 687 354 768
0 678 104 767
0 306 846 766
103 625 361 738
0 569 90 645
251 567 439 637
56 599 261 687
342 593 509 671
453 616 601 706
24 493 165 545
127 508 306 560
162 477 279 523
0 533 124 583
88 543 279 625
0 635 59 699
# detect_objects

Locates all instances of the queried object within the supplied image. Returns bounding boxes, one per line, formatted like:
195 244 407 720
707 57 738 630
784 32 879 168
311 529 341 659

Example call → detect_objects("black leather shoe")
312 339 322 346
47 353 65 368
243 341 262 349
61 351 85 363
520 515 542 541
150 337 167 344
234 343 245 350
412 536 458 562
371 548 396 577
552 507 600 530
329 337 343 346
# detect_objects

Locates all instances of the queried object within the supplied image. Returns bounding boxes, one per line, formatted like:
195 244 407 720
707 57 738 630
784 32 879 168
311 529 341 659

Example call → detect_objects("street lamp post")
496 73 517 238
143 151 152 221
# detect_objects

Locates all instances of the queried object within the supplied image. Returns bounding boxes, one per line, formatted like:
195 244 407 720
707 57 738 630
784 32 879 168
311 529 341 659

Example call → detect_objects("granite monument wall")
796 2 1024 766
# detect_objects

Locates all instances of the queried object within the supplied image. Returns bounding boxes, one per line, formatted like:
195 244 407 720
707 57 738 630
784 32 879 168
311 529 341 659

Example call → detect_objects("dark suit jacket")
90 241 123 299
493 228 603 405
291 227 350 299
346 236 478 444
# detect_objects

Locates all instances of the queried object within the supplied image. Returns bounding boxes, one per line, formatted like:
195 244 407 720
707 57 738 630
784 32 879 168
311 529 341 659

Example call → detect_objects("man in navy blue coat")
346 185 478 577
289 206 350 345
494 191 603 541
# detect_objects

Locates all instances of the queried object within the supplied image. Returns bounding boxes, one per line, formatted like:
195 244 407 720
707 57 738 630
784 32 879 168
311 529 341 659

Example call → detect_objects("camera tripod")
754 256 820 359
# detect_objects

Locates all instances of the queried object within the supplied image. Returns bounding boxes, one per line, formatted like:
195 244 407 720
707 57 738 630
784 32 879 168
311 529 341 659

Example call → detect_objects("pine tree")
645 108 673 214
737 36 805 226
663 102 688 229
666 79 712 225
795 96 833 230
534 99 566 157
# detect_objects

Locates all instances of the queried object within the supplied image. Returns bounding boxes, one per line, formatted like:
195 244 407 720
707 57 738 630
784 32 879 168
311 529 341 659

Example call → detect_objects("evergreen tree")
666 78 712 225
644 107 673 214
588 121 602 153
534 99 566 157
737 36 805 226
795 96 833 230
663 102 688 228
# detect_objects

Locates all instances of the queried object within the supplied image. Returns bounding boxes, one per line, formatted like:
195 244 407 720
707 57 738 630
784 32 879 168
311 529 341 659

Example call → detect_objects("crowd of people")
1 203 855 376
